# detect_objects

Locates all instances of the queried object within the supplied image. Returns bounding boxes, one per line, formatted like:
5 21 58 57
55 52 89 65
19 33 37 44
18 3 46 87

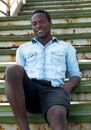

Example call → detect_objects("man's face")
31 13 52 39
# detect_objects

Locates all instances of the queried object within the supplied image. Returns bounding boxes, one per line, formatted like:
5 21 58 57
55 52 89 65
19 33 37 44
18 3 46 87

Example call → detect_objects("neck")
37 36 52 45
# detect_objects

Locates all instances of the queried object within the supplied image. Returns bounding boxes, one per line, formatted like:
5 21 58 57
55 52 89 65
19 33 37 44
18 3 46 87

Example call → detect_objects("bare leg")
47 105 68 130
4 65 30 130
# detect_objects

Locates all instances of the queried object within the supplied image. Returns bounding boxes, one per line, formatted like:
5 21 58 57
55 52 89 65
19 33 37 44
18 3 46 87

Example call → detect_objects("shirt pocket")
51 51 65 66
25 52 37 67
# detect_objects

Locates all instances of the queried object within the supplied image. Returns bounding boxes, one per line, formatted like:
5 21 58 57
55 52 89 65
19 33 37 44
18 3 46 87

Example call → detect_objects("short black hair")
31 10 51 22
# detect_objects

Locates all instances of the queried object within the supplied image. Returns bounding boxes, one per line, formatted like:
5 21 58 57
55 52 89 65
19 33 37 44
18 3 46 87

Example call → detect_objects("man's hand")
60 76 81 94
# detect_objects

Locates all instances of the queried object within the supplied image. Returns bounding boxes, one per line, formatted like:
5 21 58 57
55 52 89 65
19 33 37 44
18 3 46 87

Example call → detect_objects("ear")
49 21 52 27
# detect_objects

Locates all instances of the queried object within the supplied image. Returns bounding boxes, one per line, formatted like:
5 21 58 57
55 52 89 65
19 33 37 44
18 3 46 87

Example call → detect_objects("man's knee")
47 105 67 120
4 65 24 81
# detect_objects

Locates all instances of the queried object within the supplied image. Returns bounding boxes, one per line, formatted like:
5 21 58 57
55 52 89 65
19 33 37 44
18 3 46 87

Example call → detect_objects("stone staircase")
0 0 91 130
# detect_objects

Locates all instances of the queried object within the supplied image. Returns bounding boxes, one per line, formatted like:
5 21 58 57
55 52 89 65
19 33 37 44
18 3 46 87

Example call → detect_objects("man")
4 10 81 130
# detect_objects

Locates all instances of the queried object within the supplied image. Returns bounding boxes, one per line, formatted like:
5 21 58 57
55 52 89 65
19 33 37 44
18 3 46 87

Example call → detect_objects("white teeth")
38 30 43 33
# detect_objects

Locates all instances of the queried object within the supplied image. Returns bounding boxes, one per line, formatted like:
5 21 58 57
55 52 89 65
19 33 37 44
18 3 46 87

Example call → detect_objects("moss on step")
0 33 91 41
20 4 91 11
0 46 91 55
20 9 91 15
19 9 91 16
0 102 91 123
1 80 91 94
0 49 16 55
0 62 91 73
0 12 91 21
79 62 91 70
76 46 91 53
26 0 91 4
1 22 91 30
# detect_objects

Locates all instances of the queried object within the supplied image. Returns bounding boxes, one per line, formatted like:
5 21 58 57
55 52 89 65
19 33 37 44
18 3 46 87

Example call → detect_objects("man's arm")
60 76 81 94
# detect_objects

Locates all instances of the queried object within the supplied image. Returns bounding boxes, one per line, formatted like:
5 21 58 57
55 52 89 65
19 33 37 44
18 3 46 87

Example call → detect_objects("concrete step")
20 4 91 11
20 5 91 15
1 28 91 35
0 11 91 21
0 61 91 80
0 79 91 102
26 0 91 3
19 9 91 15
0 33 91 45
0 102 91 130
22 0 91 7
0 38 91 49
0 22 91 36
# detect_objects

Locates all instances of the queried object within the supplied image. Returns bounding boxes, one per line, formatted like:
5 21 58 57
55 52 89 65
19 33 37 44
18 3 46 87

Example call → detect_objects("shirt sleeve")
16 46 25 67
66 44 81 78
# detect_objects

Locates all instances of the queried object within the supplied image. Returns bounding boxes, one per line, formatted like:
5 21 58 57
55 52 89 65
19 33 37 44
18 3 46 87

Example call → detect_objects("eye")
32 22 37 27
40 20 45 24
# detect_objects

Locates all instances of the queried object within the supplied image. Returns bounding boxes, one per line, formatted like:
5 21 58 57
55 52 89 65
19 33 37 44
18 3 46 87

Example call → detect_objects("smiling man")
4 10 81 130
31 11 52 44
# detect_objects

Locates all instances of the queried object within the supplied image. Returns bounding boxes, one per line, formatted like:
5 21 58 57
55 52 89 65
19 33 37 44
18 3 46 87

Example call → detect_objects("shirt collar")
31 38 37 44
31 37 58 44
52 37 58 43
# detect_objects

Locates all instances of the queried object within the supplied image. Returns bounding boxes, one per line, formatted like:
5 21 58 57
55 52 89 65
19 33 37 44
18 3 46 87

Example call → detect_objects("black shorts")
23 71 70 123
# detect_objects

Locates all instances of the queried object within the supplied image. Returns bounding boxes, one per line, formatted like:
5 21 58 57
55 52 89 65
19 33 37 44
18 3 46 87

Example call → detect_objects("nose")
37 23 42 28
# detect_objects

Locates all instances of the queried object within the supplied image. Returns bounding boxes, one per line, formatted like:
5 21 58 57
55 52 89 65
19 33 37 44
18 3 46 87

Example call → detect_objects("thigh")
23 73 41 113
39 86 70 122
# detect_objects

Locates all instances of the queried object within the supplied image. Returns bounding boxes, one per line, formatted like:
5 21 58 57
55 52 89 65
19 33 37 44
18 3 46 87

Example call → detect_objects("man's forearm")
60 76 81 94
